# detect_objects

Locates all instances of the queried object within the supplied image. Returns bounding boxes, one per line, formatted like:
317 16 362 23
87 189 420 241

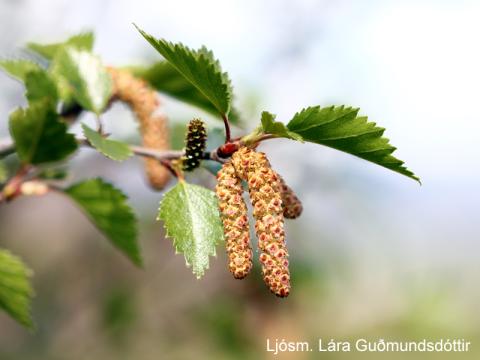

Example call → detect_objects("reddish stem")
222 114 231 143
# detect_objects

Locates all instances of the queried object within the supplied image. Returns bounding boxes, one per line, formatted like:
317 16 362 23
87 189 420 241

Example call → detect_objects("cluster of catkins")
105 68 302 296
216 147 302 297
107 67 170 190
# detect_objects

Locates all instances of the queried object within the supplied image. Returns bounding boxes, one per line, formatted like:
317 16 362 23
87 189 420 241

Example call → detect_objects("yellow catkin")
278 175 303 219
216 162 253 279
232 147 291 297
107 67 170 190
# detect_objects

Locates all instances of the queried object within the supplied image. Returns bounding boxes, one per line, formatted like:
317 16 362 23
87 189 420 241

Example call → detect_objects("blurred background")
1 0 479 359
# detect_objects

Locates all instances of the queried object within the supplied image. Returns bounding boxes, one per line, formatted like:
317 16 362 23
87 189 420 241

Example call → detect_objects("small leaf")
27 32 94 61
0 59 42 82
9 100 77 164
287 106 419 182
157 182 223 278
65 178 142 266
0 249 34 328
55 47 112 115
129 62 241 124
135 25 233 117
260 111 304 141
25 69 58 103
82 124 132 161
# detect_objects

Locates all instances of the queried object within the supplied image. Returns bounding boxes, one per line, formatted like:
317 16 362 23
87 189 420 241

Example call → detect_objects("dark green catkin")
181 119 207 172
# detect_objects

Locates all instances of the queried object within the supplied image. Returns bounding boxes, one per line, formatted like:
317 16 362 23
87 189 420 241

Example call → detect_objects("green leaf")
65 178 142 266
25 69 58 103
135 25 233 117
129 62 241 124
286 106 420 182
260 111 304 141
0 249 34 328
9 100 77 165
27 31 94 61
82 124 132 161
0 59 42 82
55 47 112 115
157 182 223 278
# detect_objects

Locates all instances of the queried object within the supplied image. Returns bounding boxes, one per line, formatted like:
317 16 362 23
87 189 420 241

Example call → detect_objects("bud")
182 119 207 171
232 147 291 297
278 175 303 219
216 161 253 279
107 67 170 190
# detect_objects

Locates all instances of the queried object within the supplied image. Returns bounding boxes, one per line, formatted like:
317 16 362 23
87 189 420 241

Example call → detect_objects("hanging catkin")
107 67 170 190
232 147 291 297
216 162 253 279
278 175 303 219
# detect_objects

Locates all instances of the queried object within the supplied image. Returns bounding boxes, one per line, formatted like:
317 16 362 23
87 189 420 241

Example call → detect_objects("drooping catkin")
182 119 207 172
232 147 291 297
107 67 170 190
278 175 303 219
216 162 253 279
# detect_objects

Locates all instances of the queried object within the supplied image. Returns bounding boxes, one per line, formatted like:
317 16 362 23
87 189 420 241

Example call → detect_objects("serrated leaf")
129 62 241 124
0 59 42 82
55 47 112 115
82 124 132 161
0 249 34 328
286 106 419 182
135 25 233 117
27 32 94 61
157 182 223 278
25 69 58 103
9 100 77 165
65 178 142 266
261 111 304 141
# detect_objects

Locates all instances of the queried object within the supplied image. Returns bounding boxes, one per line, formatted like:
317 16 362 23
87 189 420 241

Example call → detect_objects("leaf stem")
95 116 104 134
160 159 182 179
222 114 231 143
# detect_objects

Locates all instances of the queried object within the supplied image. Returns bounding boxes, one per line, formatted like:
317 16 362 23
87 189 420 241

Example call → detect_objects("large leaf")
27 32 94 61
135 25 233 118
82 124 132 161
25 69 58 103
0 249 34 328
286 106 419 182
65 178 142 266
9 100 77 164
55 47 112 115
157 181 223 278
129 62 240 124
261 111 303 141
0 59 42 82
